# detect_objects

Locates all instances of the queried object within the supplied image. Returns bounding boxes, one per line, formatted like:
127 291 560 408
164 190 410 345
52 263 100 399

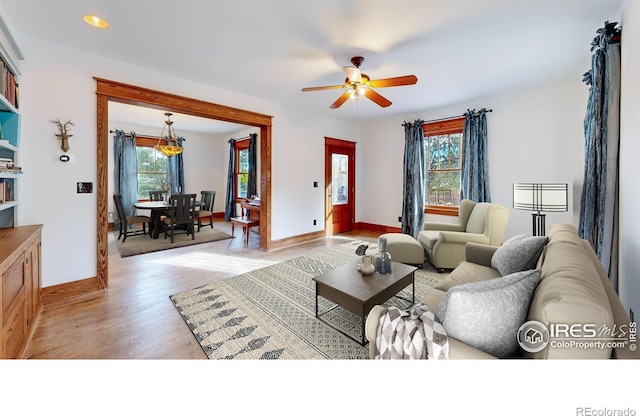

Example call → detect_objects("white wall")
270 109 360 239
17 34 359 287
619 0 640 317
359 78 587 239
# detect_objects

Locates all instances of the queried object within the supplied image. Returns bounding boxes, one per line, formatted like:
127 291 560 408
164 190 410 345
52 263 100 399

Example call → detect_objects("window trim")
423 117 464 217
234 139 250 201
136 136 162 148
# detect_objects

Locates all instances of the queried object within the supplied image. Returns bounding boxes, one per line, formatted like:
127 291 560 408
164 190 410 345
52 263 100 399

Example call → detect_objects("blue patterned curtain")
168 137 185 194
113 130 138 229
247 133 258 198
578 21 621 289
460 108 491 202
224 139 237 221
401 120 425 239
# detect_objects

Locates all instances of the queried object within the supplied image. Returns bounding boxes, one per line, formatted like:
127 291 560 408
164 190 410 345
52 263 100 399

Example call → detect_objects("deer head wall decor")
50 119 74 152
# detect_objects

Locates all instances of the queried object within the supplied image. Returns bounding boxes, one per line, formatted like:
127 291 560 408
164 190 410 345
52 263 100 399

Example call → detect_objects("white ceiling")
107 102 245 136
0 0 621 133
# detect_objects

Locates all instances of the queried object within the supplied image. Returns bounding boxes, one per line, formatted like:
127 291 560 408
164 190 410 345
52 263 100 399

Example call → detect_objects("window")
423 117 464 216
136 136 167 200
235 139 249 199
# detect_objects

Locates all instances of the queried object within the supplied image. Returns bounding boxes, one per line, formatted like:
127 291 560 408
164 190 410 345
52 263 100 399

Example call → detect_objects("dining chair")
149 190 166 201
149 190 171 237
163 194 197 243
195 190 216 232
113 194 150 242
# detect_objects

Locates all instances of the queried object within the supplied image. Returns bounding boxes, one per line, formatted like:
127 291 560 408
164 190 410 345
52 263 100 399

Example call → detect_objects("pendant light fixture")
155 113 184 157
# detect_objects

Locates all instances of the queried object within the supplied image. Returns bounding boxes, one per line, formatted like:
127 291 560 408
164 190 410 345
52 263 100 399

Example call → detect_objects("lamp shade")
513 183 568 213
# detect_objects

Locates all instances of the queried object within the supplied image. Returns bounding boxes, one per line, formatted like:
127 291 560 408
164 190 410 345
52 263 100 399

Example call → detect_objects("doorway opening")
95 78 273 289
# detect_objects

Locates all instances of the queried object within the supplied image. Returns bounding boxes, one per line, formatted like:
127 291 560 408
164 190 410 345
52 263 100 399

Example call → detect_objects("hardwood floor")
23 220 381 359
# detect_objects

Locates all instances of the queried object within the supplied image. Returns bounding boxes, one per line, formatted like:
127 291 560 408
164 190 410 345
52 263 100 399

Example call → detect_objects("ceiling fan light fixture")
301 56 418 109
83 15 109 29
344 66 362 84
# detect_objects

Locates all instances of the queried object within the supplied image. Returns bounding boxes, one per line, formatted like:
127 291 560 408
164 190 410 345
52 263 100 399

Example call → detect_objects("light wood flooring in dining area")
23 220 381 359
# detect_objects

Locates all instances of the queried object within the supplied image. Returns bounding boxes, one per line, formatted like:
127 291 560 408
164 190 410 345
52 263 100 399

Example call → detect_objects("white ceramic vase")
359 255 375 275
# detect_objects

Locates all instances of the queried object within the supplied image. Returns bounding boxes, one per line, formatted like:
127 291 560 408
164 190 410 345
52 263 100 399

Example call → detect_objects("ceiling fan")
301 56 418 109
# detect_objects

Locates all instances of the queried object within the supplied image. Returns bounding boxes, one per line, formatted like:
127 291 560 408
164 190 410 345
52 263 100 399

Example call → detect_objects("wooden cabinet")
26 235 41 326
0 225 42 358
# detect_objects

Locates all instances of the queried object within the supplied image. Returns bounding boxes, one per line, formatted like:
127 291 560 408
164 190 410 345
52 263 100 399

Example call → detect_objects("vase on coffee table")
374 237 393 274
359 255 375 275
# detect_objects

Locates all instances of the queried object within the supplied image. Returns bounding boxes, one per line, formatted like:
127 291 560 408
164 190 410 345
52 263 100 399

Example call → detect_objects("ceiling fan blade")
343 66 362 83
369 75 418 88
364 88 392 107
301 84 345 92
330 91 352 109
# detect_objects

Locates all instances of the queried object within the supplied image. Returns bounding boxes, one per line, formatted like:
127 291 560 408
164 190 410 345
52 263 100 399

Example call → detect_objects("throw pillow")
435 269 541 358
491 234 548 276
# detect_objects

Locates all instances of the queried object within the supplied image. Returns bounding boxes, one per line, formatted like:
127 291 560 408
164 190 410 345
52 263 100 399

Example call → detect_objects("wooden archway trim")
95 78 273 289
96 78 272 126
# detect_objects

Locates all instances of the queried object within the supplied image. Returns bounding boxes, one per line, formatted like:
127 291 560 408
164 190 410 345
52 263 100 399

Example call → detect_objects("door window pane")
332 153 348 205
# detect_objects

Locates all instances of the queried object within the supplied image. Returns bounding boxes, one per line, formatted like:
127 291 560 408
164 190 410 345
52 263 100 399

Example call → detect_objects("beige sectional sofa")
366 223 639 359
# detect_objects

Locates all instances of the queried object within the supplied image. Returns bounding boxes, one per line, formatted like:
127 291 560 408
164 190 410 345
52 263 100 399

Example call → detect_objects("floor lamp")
513 183 568 236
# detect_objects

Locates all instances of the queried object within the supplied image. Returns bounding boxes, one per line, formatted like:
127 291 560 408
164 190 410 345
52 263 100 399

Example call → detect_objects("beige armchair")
418 199 510 270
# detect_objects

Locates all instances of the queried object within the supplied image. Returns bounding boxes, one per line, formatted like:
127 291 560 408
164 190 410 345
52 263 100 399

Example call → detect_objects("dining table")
134 199 203 239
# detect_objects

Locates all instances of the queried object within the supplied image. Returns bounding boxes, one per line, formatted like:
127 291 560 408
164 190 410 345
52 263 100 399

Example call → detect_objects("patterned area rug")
170 240 447 359
114 226 233 257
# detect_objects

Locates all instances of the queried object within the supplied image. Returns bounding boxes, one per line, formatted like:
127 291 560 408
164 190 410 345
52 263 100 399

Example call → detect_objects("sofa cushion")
433 261 500 292
422 288 446 313
491 234 548 276
435 269 541 358
418 230 439 250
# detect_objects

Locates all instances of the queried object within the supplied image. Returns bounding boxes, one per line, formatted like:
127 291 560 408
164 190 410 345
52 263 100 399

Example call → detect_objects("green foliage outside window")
136 146 167 200
425 133 461 207
237 148 249 198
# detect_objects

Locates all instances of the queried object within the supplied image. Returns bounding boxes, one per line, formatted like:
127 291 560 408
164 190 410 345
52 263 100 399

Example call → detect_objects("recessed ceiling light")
83 15 109 29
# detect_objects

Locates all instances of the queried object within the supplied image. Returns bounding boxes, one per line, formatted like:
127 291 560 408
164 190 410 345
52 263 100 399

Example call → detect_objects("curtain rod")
403 108 493 126
229 133 257 143
109 130 186 140
426 108 492 124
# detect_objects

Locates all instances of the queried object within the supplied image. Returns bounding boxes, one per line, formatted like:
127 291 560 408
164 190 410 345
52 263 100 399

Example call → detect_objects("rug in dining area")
114 226 233 257
170 240 447 359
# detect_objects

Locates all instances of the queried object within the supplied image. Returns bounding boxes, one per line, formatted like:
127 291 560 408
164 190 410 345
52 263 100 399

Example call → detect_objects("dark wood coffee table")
312 260 417 345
